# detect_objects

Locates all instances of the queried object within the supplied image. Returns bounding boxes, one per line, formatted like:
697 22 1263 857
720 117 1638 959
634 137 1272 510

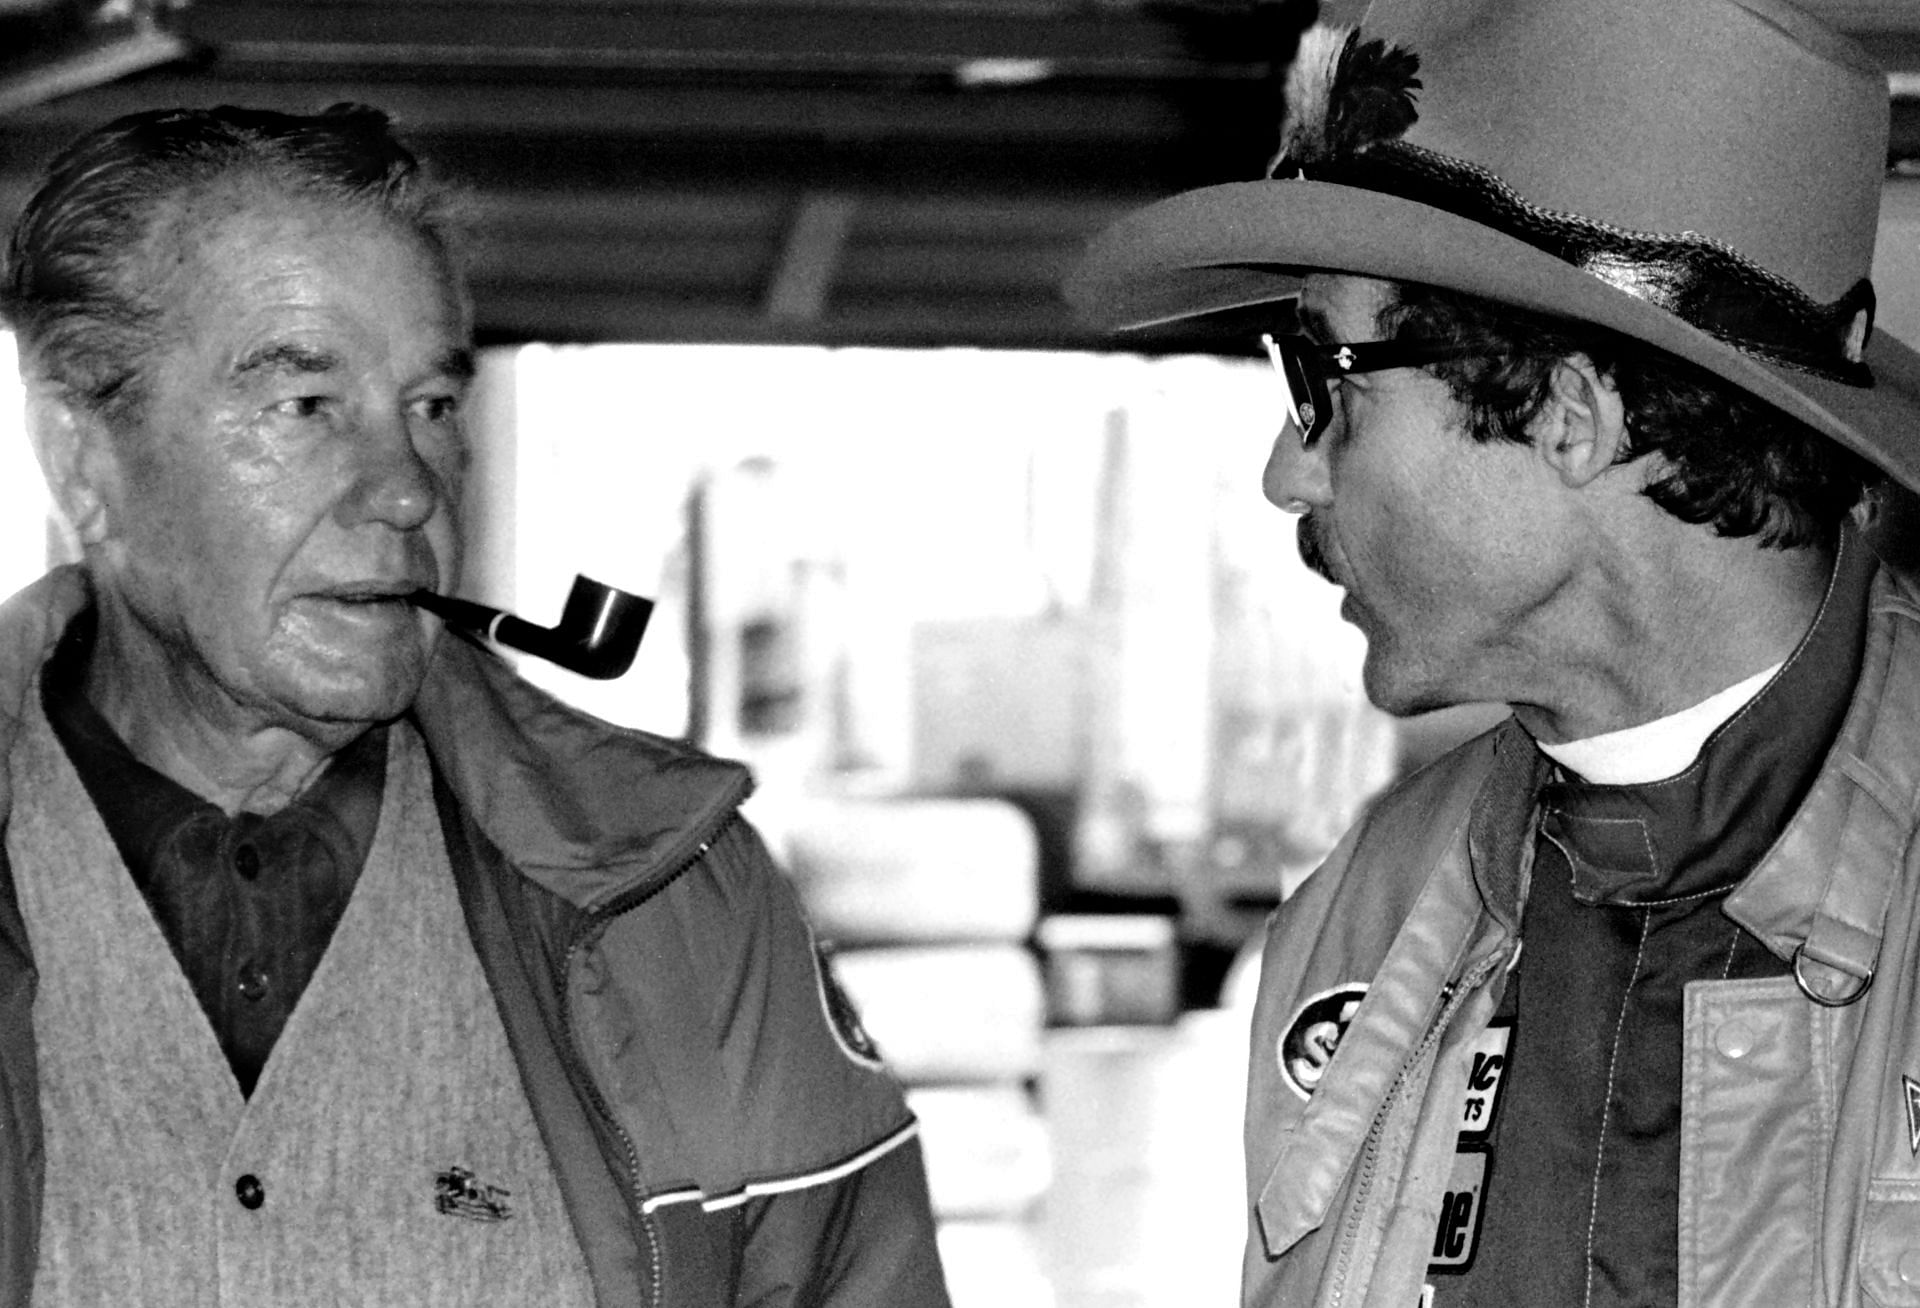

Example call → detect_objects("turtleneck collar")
1532 529 1869 908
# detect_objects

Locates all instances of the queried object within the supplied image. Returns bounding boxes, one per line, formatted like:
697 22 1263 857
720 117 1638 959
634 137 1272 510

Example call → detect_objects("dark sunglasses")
1261 332 1480 449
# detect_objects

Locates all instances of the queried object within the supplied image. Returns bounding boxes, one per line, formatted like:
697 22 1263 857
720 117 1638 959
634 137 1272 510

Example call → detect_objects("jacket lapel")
407 625 752 913
1255 723 1539 1258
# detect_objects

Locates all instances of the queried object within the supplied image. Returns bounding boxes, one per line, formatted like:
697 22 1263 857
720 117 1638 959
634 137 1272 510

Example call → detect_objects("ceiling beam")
0 74 1204 142
174 0 1282 80
0 0 191 114
765 193 858 323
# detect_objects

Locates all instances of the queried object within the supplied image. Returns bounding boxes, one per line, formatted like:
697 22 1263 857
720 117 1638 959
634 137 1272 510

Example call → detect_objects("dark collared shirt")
1443 533 1870 1307
40 610 386 1097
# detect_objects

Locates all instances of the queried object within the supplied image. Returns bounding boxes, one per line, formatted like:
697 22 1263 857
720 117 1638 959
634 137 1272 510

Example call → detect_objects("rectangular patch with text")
1428 1146 1489 1272
1455 1020 1511 1142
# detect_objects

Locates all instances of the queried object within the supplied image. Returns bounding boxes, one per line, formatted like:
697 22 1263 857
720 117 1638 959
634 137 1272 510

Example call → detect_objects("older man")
0 104 948 1306
1071 0 1920 1304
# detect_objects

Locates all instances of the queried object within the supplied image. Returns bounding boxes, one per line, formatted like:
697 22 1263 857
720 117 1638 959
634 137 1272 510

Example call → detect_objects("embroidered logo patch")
1278 983 1368 1101
813 944 885 1069
1905 1077 1920 1157
434 1166 512 1222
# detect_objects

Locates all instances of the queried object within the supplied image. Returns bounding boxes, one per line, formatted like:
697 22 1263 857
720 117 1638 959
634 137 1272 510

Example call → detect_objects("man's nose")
340 416 441 531
1262 423 1330 513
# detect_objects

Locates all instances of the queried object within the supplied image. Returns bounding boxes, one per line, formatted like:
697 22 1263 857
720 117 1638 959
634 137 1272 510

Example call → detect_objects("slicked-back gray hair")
2 102 464 429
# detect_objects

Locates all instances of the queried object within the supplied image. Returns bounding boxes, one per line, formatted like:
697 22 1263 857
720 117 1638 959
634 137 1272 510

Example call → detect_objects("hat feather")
1269 24 1422 177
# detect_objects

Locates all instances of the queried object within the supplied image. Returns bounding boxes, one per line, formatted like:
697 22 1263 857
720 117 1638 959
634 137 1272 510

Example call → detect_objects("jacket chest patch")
1456 1020 1511 1141
1428 1020 1512 1282
1905 1076 1920 1157
1429 1147 1489 1271
814 946 885 1069
1277 983 1368 1101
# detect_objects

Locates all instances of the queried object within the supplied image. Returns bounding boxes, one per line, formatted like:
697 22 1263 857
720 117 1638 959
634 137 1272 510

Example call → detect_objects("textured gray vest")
9 696 596 1308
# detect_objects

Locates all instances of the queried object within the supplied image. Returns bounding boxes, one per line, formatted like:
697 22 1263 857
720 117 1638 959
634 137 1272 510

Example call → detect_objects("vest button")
233 844 261 880
235 1173 265 1210
236 962 271 1003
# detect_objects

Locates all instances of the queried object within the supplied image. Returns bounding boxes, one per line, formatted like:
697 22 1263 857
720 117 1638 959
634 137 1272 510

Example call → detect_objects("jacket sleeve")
696 817 950 1303
571 814 951 1299
734 1135 952 1307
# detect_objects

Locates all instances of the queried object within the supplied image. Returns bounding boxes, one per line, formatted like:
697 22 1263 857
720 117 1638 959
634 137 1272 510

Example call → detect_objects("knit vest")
8 695 597 1308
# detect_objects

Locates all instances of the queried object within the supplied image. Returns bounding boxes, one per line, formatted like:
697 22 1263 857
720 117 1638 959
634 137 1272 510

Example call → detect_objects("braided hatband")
1297 140 1874 386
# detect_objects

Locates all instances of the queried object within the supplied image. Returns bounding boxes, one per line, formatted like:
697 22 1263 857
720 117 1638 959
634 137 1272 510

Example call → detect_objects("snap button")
1899 1248 1920 1285
235 1173 265 1210
1714 1019 1756 1060
233 843 261 881
236 961 271 1003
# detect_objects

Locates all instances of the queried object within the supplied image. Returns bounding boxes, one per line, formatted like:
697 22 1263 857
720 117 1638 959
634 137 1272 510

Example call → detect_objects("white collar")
1535 661 1783 785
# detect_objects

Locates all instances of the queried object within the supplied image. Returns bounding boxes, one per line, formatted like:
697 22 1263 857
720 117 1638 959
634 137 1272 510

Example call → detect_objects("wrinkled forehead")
89 183 472 449
136 170 458 309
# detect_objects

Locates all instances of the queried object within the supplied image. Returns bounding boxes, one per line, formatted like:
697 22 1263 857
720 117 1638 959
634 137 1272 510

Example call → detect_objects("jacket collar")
1725 556 1920 1000
0 567 750 916
411 630 751 913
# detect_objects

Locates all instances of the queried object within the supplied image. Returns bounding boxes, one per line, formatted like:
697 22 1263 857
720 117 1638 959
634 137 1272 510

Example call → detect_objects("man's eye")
411 394 461 423
271 395 331 420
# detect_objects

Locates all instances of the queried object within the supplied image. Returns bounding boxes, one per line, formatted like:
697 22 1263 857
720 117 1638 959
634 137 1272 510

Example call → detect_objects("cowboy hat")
1064 0 1920 492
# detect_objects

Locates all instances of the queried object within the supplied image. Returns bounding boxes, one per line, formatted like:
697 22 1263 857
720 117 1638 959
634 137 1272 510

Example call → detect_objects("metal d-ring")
1792 943 1873 1008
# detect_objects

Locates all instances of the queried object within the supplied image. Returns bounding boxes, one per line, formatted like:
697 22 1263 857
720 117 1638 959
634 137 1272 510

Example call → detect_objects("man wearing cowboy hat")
1070 0 1920 1304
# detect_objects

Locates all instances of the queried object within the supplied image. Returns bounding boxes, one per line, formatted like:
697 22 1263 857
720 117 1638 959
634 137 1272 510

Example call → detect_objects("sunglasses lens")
1263 335 1324 446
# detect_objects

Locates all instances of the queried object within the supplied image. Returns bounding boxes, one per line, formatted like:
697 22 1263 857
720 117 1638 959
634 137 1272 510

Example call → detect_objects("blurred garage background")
2 2 1918 1304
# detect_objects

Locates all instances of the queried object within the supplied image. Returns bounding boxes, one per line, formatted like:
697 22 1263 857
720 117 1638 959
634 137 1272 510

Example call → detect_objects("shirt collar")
1536 660 1781 785
38 606 387 889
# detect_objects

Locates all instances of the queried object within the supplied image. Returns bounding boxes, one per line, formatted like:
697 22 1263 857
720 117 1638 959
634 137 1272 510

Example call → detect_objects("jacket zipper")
1328 945 1510 1308
558 810 742 1308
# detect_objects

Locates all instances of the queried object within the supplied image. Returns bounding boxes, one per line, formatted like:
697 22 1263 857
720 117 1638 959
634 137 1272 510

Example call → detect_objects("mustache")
1295 512 1337 584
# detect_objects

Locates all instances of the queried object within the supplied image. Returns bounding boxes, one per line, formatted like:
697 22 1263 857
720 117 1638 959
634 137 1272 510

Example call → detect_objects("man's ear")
1532 354 1628 489
25 388 119 548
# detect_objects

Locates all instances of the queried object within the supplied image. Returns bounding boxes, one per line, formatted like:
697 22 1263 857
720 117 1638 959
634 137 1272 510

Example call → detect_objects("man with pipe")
0 104 948 1305
1069 0 1920 1303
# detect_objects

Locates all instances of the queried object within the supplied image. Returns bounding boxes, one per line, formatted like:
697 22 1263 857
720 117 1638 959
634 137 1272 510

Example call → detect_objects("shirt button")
1900 1249 1920 1285
235 1173 265 1210
236 962 271 1003
233 843 262 880
1715 1019 1757 1060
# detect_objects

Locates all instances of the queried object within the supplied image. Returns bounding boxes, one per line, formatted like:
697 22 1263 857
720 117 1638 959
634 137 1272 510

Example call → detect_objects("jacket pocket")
1681 978 1822 1306
1861 1185 1920 1307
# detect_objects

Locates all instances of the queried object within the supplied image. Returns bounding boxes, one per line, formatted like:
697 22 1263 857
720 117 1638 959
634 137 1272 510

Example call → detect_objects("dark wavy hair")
1377 281 1877 548
2 103 465 430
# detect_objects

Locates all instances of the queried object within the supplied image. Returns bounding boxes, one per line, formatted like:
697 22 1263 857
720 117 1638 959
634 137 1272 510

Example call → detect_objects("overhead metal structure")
0 0 1917 354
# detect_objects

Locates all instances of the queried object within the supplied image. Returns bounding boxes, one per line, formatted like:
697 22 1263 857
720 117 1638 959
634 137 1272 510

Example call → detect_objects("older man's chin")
255 633 439 735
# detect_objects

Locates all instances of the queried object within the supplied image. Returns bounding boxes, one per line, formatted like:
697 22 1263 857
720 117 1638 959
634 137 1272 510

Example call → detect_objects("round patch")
1278 983 1369 1101
813 945 886 1069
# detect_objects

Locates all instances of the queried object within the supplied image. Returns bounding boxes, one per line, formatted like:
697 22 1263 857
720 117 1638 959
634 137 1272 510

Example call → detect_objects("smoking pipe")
410 575 653 680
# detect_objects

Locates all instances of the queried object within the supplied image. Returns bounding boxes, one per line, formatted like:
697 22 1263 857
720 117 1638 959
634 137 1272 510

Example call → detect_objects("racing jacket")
0 566 951 1307
1242 555 1920 1308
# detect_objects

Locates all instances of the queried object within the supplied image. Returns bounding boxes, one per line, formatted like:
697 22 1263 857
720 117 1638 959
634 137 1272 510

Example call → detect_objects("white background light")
0 333 55 603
